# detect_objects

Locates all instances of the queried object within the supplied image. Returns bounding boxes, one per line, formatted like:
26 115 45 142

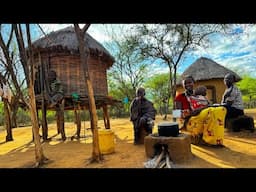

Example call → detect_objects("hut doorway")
205 85 216 104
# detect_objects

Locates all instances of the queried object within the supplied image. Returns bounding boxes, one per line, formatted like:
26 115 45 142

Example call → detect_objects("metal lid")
158 122 178 127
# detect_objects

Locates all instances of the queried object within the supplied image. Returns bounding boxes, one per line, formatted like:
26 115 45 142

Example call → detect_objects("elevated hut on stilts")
30 26 118 141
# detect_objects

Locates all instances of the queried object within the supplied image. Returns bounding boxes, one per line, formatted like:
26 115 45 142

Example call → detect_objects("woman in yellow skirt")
175 75 226 146
186 106 226 146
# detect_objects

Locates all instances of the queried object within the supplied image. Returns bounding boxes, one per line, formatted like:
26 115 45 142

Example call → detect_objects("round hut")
176 57 241 104
30 26 118 140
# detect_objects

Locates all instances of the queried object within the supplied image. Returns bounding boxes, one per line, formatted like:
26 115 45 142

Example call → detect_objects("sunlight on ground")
0 113 256 168
191 145 235 168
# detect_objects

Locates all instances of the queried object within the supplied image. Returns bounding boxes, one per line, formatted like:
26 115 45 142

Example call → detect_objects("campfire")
144 122 193 168
144 144 173 168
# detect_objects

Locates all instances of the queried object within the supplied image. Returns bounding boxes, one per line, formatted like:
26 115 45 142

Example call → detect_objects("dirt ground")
0 113 256 168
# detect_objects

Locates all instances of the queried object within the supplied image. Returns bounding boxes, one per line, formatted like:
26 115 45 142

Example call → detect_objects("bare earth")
0 113 256 168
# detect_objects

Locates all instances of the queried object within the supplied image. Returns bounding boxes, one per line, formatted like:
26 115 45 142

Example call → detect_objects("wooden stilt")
75 102 81 138
57 99 66 141
41 99 48 141
102 105 110 129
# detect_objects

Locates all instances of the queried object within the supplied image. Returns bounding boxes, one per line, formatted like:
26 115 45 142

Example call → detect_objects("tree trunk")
41 100 48 141
10 103 18 128
74 24 102 162
86 79 102 161
25 24 48 167
3 98 13 142
28 85 48 167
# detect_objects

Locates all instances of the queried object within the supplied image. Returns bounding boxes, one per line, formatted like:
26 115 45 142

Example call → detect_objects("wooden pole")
102 105 110 129
39 52 48 140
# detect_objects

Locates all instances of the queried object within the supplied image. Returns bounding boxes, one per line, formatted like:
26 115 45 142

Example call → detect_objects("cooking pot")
158 122 179 137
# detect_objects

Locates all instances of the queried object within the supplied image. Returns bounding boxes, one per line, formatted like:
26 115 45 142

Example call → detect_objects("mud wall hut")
29 26 118 140
32 26 115 107
176 57 241 104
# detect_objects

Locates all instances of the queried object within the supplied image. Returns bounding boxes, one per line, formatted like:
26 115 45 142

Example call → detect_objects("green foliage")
237 75 256 102
144 73 170 114
16 108 31 126
144 73 169 102
104 25 149 104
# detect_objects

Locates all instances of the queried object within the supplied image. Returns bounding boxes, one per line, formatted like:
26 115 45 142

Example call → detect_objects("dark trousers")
224 105 244 119
133 118 153 144
223 105 244 128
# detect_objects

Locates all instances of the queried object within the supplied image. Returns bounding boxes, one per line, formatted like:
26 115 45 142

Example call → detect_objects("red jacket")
175 93 190 110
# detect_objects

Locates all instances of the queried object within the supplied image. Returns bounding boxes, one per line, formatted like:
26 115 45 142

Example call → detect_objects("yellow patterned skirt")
186 106 227 146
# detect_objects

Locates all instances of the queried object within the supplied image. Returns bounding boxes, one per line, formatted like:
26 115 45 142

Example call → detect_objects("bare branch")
82 24 91 34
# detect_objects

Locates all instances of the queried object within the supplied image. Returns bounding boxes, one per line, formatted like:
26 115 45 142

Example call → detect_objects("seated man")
48 70 64 107
130 87 157 145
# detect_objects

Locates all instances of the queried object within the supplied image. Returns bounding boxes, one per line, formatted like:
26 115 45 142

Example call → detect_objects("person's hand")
181 109 190 118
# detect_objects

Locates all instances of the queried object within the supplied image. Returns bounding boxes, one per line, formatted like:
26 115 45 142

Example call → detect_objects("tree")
128 24 230 111
107 76 127 117
0 24 27 131
14 24 48 167
0 24 29 141
74 24 103 162
237 75 256 104
144 73 169 119
104 25 149 104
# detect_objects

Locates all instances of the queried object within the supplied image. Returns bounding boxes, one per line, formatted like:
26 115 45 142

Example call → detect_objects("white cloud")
87 24 112 43
37 24 256 77
189 25 256 77
38 24 112 43
38 24 71 34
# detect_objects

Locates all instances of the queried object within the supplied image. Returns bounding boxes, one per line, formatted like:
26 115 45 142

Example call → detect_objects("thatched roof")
32 26 114 64
180 57 242 83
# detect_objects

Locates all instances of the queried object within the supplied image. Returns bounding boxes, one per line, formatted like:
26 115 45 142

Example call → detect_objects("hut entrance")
205 85 216 104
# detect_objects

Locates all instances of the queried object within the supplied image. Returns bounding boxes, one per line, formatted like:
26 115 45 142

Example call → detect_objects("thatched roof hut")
29 26 118 140
176 57 241 104
32 26 114 66
31 26 117 109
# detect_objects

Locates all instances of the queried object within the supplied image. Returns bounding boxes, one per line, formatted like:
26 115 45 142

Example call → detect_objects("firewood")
154 148 165 168
166 154 172 168
144 156 158 168
159 159 166 168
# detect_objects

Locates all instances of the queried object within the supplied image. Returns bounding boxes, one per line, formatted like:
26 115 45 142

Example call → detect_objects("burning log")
158 159 166 168
154 147 165 168
144 156 158 168
144 145 174 168
166 154 172 168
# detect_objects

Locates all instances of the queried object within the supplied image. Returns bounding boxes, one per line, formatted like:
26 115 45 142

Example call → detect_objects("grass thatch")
178 57 241 84
32 26 114 63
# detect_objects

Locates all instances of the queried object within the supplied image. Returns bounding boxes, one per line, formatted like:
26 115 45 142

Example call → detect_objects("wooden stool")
144 133 192 163
137 128 149 144
226 115 255 132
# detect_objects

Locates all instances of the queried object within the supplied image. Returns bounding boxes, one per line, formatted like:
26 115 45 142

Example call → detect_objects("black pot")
158 122 179 137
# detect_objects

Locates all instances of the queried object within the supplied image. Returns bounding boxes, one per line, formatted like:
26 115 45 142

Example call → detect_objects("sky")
38 24 256 78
